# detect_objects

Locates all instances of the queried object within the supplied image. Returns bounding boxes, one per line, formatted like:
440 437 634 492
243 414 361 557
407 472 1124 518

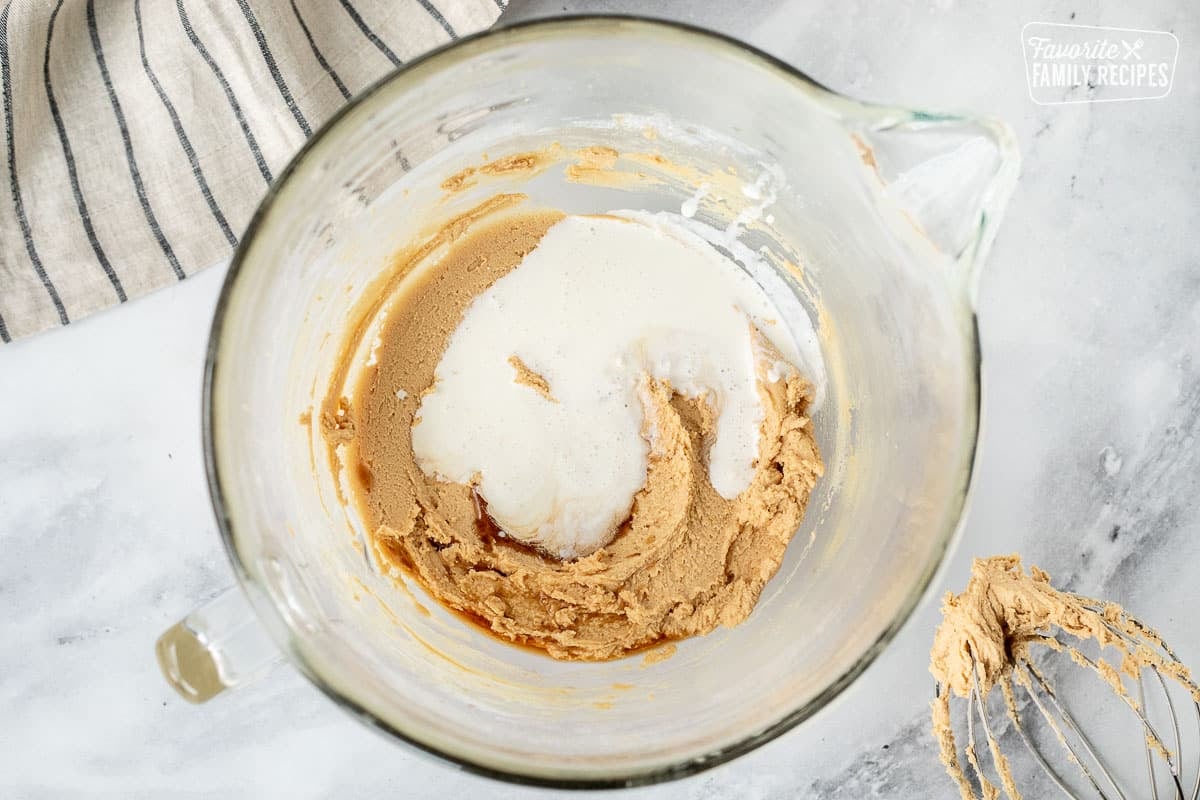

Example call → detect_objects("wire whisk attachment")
930 555 1200 800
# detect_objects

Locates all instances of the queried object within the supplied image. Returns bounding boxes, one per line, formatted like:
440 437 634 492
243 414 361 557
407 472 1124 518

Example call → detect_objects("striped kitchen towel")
0 0 505 342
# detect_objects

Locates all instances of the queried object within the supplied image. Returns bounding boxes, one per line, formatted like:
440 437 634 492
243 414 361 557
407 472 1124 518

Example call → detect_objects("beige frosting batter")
930 555 1200 800
322 205 824 661
506 355 557 403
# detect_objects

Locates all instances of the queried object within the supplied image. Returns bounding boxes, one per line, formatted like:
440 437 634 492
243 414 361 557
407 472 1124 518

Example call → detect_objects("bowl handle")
846 110 1021 306
155 584 281 704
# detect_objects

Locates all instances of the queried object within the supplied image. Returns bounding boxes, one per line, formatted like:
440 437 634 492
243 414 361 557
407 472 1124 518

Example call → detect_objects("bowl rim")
203 14 980 789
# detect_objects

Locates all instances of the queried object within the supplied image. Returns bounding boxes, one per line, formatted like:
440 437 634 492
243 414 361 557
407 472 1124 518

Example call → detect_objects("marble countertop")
3 0 1197 797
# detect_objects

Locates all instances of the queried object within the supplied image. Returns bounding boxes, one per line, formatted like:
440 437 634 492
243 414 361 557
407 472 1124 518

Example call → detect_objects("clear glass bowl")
160 16 1018 788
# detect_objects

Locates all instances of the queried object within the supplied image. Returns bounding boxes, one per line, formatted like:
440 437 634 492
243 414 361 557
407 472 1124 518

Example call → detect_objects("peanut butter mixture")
323 207 823 661
506 355 557 403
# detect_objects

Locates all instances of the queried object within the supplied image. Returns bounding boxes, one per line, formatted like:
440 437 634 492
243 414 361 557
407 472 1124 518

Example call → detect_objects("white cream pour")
411 213 820 560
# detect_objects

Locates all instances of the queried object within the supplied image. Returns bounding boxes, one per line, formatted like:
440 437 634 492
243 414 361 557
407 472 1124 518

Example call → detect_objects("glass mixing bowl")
156 16 1018 787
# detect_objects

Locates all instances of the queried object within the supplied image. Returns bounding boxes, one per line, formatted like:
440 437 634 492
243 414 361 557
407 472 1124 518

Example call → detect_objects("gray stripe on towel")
1 3 70 324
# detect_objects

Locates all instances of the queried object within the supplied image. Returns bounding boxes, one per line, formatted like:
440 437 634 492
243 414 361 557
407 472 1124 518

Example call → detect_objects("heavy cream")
411 213 816 559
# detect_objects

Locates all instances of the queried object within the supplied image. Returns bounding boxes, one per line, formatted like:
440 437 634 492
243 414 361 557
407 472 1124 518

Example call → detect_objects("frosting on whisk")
929 555 1200 800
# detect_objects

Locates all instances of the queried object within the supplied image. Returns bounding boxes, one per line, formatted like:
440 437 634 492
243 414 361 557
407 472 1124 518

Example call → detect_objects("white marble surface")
2 1 1198 797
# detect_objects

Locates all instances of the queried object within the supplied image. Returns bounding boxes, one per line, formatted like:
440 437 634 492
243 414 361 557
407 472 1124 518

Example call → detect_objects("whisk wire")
1139 673 1162 800
1000 672 1078 798
1025 659 1128 799
1154 668 1186 796
1013 660 1112 799
1061 645 1181 780
965 681 997 798
1145 633 1200 800
970 666 1018 799
1095 613 1200 800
